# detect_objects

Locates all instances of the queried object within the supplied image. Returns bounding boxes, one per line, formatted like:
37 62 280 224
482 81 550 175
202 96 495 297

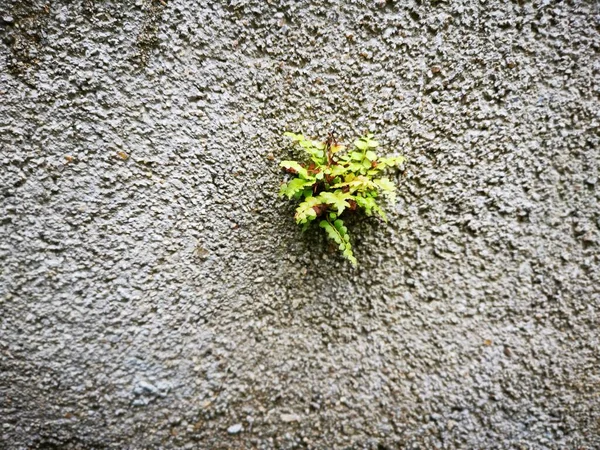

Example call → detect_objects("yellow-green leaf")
365 150 377 161
280 160 309 178
284 132 304 142
280 178 313 199
354 140 368 151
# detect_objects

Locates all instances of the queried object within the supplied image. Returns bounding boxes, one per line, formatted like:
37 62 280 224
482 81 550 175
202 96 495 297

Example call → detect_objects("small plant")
278 130 405 266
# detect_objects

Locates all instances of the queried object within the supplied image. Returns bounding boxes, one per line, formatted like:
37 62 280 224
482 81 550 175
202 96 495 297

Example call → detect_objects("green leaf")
280 160 310 179
365 150 377 161
328 164 349 177
347 162 364 172
354 195 376 215
374 177 396 192
298 139 326 164
319 191 351 215
354 140 368 151
374 177 397 203
280 178 314 199
330 144 345 154
319 220 342 244
319 218 357 266
332 175 376 192
295 196 321 223
374 203 388 222
377 155 405 170
347 253 357 267
284 132 304 142
351 152 363 161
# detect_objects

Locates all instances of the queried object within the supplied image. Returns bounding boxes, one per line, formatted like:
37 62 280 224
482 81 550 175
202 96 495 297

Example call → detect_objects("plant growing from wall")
278 130 405 266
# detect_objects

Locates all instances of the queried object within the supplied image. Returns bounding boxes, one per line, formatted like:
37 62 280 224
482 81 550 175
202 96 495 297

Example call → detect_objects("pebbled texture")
1 0 599 448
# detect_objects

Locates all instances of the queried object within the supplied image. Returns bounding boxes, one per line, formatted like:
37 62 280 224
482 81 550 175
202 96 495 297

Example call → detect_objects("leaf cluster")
279 131 404 266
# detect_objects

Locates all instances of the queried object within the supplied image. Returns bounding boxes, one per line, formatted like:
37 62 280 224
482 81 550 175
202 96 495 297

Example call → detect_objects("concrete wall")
1 0 598 448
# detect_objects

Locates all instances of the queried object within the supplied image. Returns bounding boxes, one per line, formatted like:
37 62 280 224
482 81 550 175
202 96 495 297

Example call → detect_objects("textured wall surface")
1 0 599 448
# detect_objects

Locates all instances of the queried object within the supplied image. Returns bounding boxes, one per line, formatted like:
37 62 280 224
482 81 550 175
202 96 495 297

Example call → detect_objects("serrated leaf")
331 175 376 192
319 218 356 265
342 245 357 266
374 177 396 192
295 196 321 223
355 195 376 215
280 178 314 199
319 191 351 215
319 220 342 244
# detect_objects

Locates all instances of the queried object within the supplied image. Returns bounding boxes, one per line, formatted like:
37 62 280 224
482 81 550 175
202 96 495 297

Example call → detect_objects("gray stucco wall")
1 1 599 448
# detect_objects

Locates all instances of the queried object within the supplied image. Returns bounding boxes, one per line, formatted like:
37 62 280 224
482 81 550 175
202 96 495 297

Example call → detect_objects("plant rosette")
278 131 405 266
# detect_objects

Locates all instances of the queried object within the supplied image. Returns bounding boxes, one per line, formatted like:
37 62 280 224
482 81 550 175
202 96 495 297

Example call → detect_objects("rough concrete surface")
1 0 599 448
